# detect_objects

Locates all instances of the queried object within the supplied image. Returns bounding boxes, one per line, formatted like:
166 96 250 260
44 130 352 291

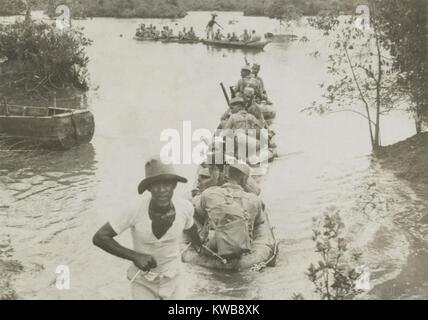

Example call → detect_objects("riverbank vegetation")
45 0 187 19
0 0 26 16
6 0 359 19
0 10 92 105
304 0 427 150
181 0 358 16
293 207 365 300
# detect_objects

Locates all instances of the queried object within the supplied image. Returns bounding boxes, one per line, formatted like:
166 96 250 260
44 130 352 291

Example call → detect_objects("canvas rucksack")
205 188 253 257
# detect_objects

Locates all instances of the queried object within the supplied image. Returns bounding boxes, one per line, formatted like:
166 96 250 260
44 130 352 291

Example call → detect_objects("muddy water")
0 12 427 300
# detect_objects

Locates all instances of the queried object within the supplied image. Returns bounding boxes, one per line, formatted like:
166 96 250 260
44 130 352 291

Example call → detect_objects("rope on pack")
249 209 279 272
249 236 279 272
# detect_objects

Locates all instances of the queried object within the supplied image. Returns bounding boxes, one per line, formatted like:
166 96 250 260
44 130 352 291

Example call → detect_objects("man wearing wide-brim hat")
206 12 222 40
93 156 202 300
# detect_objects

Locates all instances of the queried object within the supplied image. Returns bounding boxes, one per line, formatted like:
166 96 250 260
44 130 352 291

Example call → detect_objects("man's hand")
132 253 157 272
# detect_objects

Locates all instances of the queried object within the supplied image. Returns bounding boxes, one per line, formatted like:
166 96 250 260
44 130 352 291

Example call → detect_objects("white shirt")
109 194 194 280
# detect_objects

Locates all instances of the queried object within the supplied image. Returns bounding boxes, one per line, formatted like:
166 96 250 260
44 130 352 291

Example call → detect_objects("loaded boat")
161 38 201 44
202 39 271 50
0 104 95 149
182 208 278 271
133 36 160 42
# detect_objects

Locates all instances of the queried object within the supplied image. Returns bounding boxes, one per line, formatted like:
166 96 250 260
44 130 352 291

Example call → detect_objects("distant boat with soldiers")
201 39 271 50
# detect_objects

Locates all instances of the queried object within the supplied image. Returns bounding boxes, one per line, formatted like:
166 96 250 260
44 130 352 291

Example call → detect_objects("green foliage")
45 0 186 18
305 3 408 150
0 18 92 100
305 0 427 149
180 0 358 16
34 0 359 18
0 0 26 16
266 0 302 21
376 0 428 133
307 207 364 300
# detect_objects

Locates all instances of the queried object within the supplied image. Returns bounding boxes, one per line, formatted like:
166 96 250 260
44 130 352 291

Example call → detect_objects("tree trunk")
415 105 423 134
374 29 382 150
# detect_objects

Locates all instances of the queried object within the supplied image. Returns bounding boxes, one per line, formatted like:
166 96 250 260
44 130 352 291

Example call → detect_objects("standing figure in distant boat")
206 13 222 40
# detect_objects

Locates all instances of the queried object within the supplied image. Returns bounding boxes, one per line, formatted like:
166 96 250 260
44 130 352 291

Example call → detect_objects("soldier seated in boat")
220 91 264 130
179 27 188 40
161 26 168 39
251 63 270 103
223 96 269 155
242 87 265 123
136 24 146 37
167 28 174 38
151 26 160 38
249 30 262 43
240 29 251 42
242 88 277 148
194 162 266 259
233 65 253 97
230 32 239 42
191 139 261 201
223 97 264 133
188 27 196 40
214 29 225 41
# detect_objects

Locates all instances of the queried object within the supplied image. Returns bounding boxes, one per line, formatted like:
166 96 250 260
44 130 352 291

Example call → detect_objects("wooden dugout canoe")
161 38 201 44
133 36 160 42
202 39 271 50
0 105 95 150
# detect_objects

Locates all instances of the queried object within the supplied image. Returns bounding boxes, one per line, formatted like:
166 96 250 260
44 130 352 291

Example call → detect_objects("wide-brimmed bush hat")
138 156 187 194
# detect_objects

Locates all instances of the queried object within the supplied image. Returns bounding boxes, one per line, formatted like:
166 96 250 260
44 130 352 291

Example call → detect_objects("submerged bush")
306 207 364 300
0 18 92 101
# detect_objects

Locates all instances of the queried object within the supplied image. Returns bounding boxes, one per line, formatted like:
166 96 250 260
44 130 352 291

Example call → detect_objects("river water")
1 11 427 300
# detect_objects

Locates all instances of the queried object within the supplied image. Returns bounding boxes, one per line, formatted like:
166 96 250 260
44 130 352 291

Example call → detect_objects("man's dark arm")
93 223 156 271
184 224 203 249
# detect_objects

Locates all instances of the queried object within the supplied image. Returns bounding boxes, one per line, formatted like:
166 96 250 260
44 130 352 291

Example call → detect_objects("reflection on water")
0 11 427 300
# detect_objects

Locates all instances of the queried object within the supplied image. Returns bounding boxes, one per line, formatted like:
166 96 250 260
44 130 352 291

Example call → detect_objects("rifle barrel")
220 82 230 106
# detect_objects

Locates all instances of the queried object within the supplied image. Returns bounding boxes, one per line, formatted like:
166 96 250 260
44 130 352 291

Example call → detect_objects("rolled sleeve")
109 206 139 235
